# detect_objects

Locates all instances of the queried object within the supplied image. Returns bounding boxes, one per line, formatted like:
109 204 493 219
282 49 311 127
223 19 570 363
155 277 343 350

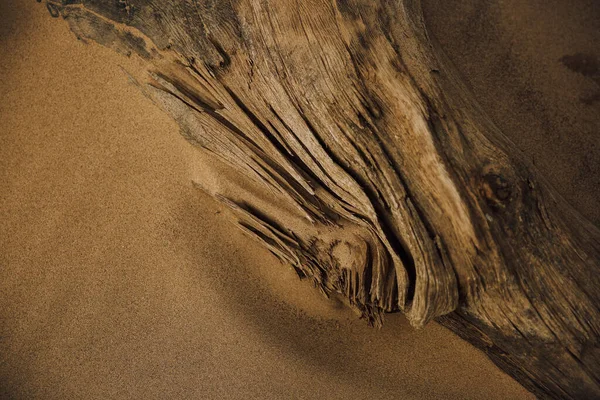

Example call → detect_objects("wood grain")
42 1 600 398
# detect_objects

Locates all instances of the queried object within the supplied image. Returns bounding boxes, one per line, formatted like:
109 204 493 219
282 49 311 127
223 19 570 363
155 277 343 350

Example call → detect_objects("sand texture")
2 0 597 398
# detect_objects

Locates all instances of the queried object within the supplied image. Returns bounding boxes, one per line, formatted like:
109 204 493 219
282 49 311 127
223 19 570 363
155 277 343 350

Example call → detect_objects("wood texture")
42 1 600 398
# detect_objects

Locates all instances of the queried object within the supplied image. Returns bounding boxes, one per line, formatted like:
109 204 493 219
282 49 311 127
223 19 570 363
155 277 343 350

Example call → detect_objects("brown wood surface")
42 1 600 398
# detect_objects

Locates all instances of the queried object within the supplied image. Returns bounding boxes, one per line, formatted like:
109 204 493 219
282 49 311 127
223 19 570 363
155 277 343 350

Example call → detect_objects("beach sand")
2 1 594 398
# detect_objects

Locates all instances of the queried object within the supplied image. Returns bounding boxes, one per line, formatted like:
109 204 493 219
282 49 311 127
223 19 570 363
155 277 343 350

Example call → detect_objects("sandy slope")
0 2 560 399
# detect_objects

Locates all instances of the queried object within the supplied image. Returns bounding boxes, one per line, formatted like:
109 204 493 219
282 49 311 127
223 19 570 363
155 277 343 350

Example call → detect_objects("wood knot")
46 2 60 18
481 173 513 210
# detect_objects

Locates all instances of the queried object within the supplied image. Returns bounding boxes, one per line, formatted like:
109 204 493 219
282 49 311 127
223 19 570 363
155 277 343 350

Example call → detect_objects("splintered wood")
43 1 600 398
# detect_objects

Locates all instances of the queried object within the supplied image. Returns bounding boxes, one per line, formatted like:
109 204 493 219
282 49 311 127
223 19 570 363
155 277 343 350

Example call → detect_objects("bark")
42 1 600 398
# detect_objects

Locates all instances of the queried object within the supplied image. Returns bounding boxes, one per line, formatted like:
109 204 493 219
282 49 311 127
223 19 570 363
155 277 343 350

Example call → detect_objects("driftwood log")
42 1 600 398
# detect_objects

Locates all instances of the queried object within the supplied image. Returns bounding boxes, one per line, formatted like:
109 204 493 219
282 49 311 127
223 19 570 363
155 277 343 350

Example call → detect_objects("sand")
3 1 592 399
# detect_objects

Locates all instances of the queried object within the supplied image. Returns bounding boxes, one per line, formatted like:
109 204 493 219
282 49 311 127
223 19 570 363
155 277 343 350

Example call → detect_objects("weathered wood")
42 0 600 398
